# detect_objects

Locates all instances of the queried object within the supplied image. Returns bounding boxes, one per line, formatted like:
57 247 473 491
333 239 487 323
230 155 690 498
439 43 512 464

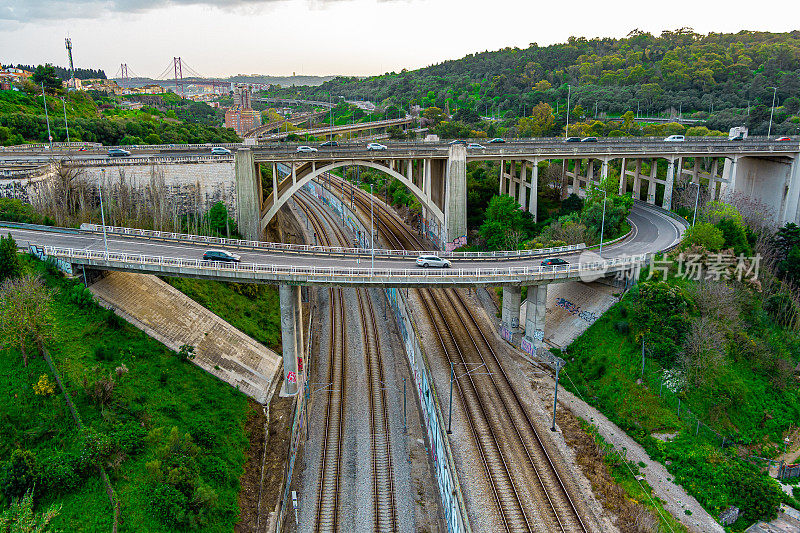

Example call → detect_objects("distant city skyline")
1 0 799 80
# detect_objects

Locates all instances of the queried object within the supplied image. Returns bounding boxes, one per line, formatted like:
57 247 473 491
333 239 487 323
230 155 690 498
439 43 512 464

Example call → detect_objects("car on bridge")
210 147 231 155
541 257 569 266
565 137 581 143
664 135 685 142
776 137 793 141
487 137 505 144
107 148 131 157
580 137 598 142
467 143 486 149
296 146 318 153
448 139 467 145
367 143 387 151
416 254 451 268
202 249 241 263
320 140 338 147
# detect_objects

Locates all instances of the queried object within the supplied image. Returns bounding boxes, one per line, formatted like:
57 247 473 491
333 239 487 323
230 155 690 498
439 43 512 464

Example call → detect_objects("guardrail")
78 223 585 260
43 245 647 285
63 155 233 166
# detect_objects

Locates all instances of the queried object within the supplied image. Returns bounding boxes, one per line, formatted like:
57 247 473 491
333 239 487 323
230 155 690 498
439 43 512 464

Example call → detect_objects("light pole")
41 82 53 150
598 189 608 257
564 84 571 139
61 98 70 143
99 168 108 255
767 86 778 138
691 181 701 225
370 183 374 270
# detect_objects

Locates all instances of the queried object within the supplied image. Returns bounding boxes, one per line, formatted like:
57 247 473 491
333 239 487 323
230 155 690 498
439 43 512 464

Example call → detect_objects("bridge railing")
44 245 646 282
78 223 585 259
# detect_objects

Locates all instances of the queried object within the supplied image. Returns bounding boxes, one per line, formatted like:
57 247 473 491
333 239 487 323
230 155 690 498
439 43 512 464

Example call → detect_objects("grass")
0 90 99 119
0 256 252 531
162 278 282 353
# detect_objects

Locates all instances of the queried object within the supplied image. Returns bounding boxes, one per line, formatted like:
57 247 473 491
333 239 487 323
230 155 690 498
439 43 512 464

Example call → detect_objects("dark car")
320 140 339 147
487 137 505 144
202 249 241 263
565 137 581 143
107 148 131 157
730 135 745 141
541 257 569 266
448 139 467 145
580 137 598 142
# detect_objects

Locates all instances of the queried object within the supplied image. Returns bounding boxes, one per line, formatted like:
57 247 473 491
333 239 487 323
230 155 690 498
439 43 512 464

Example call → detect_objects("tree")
630 281 691 365
517 102 555 137
0 233 21 282
1 450 37 502
0 274 55 367
31 65 61 93
422 107 447 126
0 489 61 533
479 194 533 250
682 222 725 251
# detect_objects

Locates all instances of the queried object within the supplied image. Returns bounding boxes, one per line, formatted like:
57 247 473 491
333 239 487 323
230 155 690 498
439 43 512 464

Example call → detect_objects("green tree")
0 274 55 367
0 233 21 282
479 194 532 250
630 281 691 365
422 107 447 126
1 450 37 502
517 102 555 137
0 489 61 533
682 222 725 251
30 65 61 93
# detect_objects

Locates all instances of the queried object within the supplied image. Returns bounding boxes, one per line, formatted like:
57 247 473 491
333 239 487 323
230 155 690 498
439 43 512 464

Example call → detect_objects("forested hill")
275 29 800 134
8 64 106 80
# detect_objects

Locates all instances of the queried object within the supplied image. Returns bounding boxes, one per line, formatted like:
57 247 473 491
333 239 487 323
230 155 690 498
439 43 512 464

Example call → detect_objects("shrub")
630 281 691 366
32 374 55 396
39 452 81 495
178 344 196 362
1 449 37 501
682 222 725 251
0 233 21 282
67 283 94 308
149 483 189 528
716 218 751 256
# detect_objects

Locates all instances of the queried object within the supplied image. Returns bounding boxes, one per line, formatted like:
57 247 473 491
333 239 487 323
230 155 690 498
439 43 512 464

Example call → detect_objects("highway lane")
3 202 685 274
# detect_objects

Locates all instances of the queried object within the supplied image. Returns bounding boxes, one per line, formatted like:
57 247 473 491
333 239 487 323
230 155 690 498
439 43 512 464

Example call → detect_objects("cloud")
0 0 305 23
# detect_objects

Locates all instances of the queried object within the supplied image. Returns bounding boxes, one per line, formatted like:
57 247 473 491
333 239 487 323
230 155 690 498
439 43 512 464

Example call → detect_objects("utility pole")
370 183 374 270
598 189 608 257
41 82 53 150
99 168 108 254
564 84 571 139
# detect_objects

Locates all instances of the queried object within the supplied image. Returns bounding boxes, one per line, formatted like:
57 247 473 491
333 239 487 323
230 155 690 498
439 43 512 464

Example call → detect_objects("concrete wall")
728 155 800 225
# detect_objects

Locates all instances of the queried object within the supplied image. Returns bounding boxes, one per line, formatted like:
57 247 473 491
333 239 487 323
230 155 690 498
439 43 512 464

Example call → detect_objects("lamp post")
370 183 374 270
691 181 701 226
564 84 571 139
99 168 108 255
767 86 778 138
598 188 608 258
61 98 70 143
41 82 53 150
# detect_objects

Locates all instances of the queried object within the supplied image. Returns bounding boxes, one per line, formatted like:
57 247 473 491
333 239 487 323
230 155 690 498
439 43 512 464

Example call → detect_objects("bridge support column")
524 284 548 347
663 158 675 210
572 160 580 195
783 155 800 225
501 286 522 331
619 158 627 194
508 160 517 199
633 159 642 200
709 159 719 200
721 156 739 201
235 148 261 241
647 159 658 204
279 284 301 396
518 161 528 209
601 159 609 181
444 145 468 251
528 160 539 221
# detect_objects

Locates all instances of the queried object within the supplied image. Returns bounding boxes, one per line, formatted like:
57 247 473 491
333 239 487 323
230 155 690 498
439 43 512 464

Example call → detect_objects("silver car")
296 145 318 153
367 143 388 151
416 254 451 268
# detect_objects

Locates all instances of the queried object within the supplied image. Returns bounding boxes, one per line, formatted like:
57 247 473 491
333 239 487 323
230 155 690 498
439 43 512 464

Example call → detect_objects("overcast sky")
1 0 798 79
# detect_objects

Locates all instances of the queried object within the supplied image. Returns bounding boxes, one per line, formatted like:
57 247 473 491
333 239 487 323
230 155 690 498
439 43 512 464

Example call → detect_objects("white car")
467 143 486 149
664 135 685 142
296 145 318 153
416 254 451 268
367 143 388 151
211 147 231 155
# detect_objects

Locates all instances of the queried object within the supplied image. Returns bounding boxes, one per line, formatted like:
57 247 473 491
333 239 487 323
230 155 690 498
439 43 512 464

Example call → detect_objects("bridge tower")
173 57 184 97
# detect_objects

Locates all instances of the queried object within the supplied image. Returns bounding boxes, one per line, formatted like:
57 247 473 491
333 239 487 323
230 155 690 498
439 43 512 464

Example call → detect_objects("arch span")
260 159 445 230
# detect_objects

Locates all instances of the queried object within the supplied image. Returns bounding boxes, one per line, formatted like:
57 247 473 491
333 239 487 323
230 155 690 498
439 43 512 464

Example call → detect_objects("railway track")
295 192 398 532
325 173 590 532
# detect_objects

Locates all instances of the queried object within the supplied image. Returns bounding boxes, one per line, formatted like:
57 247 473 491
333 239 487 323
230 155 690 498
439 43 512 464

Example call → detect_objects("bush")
150 483 189 528
67 283 94 308
1 449 37 502
716 218 751 256
682 222 725 251
0 233 21 282
630 281 691 365
39 452 81 495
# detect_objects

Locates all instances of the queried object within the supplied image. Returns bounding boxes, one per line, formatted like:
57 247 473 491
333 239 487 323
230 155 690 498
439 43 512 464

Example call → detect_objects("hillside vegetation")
272 29 800 136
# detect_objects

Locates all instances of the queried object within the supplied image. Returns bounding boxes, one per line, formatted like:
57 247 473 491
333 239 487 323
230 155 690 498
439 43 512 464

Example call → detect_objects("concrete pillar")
499 159 505 195
518 161 528 209
524 284 548 347
406 159 413 183
587 160 595 187
721 156 739 201
279 284 300 396
572 160 580 195
234 148 260 241
709 159 719 200
633 159 642 200
509 160 517 199
294 285 304 376
501 285 522 331
529 160 539 222
692 158 700 185
619 158 627 194
271 162 278 199
601 159 609 181
647 159 658 204
444 145 467 250
663 158 675 210
783 154 800 225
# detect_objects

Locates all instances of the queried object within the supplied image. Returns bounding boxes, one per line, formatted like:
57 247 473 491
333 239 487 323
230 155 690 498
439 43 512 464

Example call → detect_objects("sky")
1 0 799 79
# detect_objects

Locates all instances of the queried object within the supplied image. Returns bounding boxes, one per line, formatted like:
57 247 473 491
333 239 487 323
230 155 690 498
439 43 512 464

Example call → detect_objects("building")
0 67 33 85
224 84 261 136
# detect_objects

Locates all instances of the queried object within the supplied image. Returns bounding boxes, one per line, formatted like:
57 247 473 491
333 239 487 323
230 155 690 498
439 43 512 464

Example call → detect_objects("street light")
41 82 53 151
99 168 108 255
690 181 701 226
598 188 608 258
767 86 778 138
370 183 374 270
564 84 571 139
60 98 70 143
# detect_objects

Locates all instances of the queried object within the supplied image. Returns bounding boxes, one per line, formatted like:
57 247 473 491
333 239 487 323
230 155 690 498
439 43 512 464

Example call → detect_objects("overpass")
254 116 413 141
242 109 329 139
232 137 800 250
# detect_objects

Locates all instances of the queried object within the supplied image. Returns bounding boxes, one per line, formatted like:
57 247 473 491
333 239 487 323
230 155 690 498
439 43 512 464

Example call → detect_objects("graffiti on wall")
444 235 467 252
555 297 599 323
